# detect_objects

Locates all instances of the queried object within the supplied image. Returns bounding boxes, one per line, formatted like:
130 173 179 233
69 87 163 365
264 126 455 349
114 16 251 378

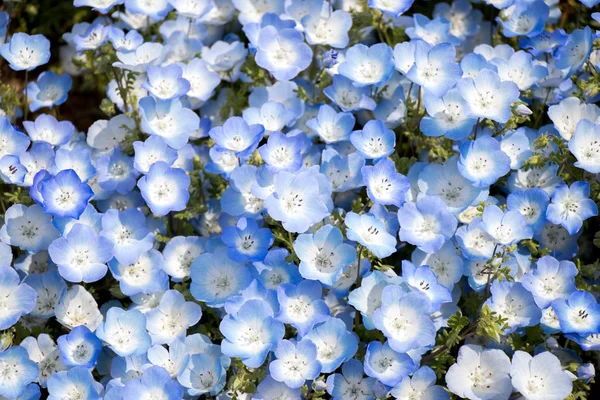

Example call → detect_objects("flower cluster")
0 0 600 399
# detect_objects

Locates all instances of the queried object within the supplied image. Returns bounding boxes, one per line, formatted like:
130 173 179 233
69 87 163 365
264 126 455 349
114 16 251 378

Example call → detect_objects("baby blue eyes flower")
137 161 191 216
506 188 550 233
57 325 102 368
258 131 304 173
555 26 593 76
146 290 202 345
220 299 285 368
362 157 410 207
391 366 449 399
142 64 191 100
510 351 573 400
255 26 313 81
338 43 394 87
47 366 101 400
0 266 36 330
38 169 94 219
369 0 414 17
23 114 74 146
552 290 600 335
480 204 533 246
269 339 322 389
569 119 600 173
302 317 358 373
457 69 520 124
406 41 462 98
484 281 541 334
100 208 154 265
458 136 511 188
139 97 200 149
364 340 416 387
498 0 549 38
74 0 124 13
346 212 397 259
26 71 72 112
1 203 59 253
0 346 39 399
306 104 356 144
322 49 339 68
521 255 578 309
398 196 457 254
350 120 396 160
546 181 598 235
420 88 477 141
326 359 375 400
293 224 356 286
124 366 184 400
276 280 330 336
209 116 264 158
96 307 152 357
0 32 50 71
221 217 274 262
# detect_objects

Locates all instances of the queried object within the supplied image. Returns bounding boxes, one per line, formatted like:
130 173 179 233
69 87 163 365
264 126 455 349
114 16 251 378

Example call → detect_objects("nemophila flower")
47 366 101 400
492 51 548 92
346 212 397 258
142 64 191 101
190 247 252 308
402 261 452 312
546 182 598 235
74 0 123 13
0 266 36 330
302 6 352 48
506 188 550 233
96 307 151 357
168 0 213 18
139 97 199 149
255 26 312 81
96 148 139 194
269 339 322 388
391 366 449 399
364 340 415 387
26 71 72 112
86 114 135 151
569 120 600 173
320 148 365 192
276 280 330 336
547 97 600 141
302 317 358 373
293 224 355 286
510 351 573 400
254 375 301 400
146 290 202 345
100 208 154 265
20 333 66 388
0 154 26 185
362 158 410 207
23 114 74 146
37 169 93 219
0 117 30 158
57 325 102 368
258 131 304 173
485 281 541 334
243 12 296 49
109 249 168 295
132 135 177 175
48 223 113 283
445 344 511 400
350 120 395 160
457 69 520 123
457 136 511 188
406 41 462 98
23 270 66 318
398 196 457 254
500 129 533 170
123 366 184 400
498 0 549 38
106 26 143 52
552 290 600 335
555 26 593 76
326 359 375 400
480 204 533 246
521 256 577 309
113 42 166 72
73 23 108 51
220 299 284 368
161 235 206 281
323 74 377 112
255 247 302 290
209 116 264 158
373 287 436 353
0 204 60 253
0 32 50 71
137 161 190 216
392 41 417 75
264 169 331 233
412 240 463 289
420 88 477 141
369 0 414 17
0 346 39 399
202 40 248 82
224 279 279 316
54 285 102 331
221 217 273 263
339 43 394 87
177 346 228 397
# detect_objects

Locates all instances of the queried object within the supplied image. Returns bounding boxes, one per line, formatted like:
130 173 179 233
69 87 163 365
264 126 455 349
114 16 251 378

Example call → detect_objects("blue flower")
74 0 124 13
346 212 397 258
96 148 139 194
320 149 365 192
480 204 533 246
209 116 264 158
362 157 410 207
269 339 322 388
0 266 36 330
569 119 600 173
142 64 191 100
220 299 285 368
402 261 452 312
57 325 102 368
26 71 72 112
255 26 312 81
364 340 415 387
391 366 449 399
498 0 549 38
139 97 200 149
552 290 600 335
96 307 152 357
457 136 511 188
0 346 39 399
369 0 414 17
546 181 598 235
484 281 541 334
492 50 548 91
177 352 226 396
406 41 462 97
406 14 460 45
324 74 377 112
555 26 593 77
255 247 303 290
258 131 304 173
221 217 274 262
338 43 394 87
100 208 154 265
254 375 301 400
302 317 358 373
107 26 144 51
326 359 376 400
373 287 436 353
420 88 477 140
522 255 578 310
124 366 184 400
398 196 457 253
47 366 101 400
350 120 396 160
0 32 50 71
23 270 66 318
276 280 330 336
137 161 190 216
146 290 202 345
0 204 60 253
510 351 573 400
0 117 30 158
38 169 93 219
302 8 352 49
457 69 520 123
23 114 74 146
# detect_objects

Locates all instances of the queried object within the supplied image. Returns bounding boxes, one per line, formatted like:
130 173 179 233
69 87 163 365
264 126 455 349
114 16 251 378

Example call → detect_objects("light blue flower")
346 212 397 258
124 366 184 400
57 325 102 368
546 181 598 235
326 359 375 400
364 340 415 387
221 217 274 263
0 266 37 330
269 339 322 388
146 290 202 345
457 136 512 188
350 120 396 160
47 366 101 400
26 71 72 112
100 208 154 265
484 281 541 334
552 290 600 335
0 346 39 399
338 43 394 87
0 32 50 71
255 26 312 81
301 317 358 373
96 307 152 357
138 161 190 216
276 280 330 336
